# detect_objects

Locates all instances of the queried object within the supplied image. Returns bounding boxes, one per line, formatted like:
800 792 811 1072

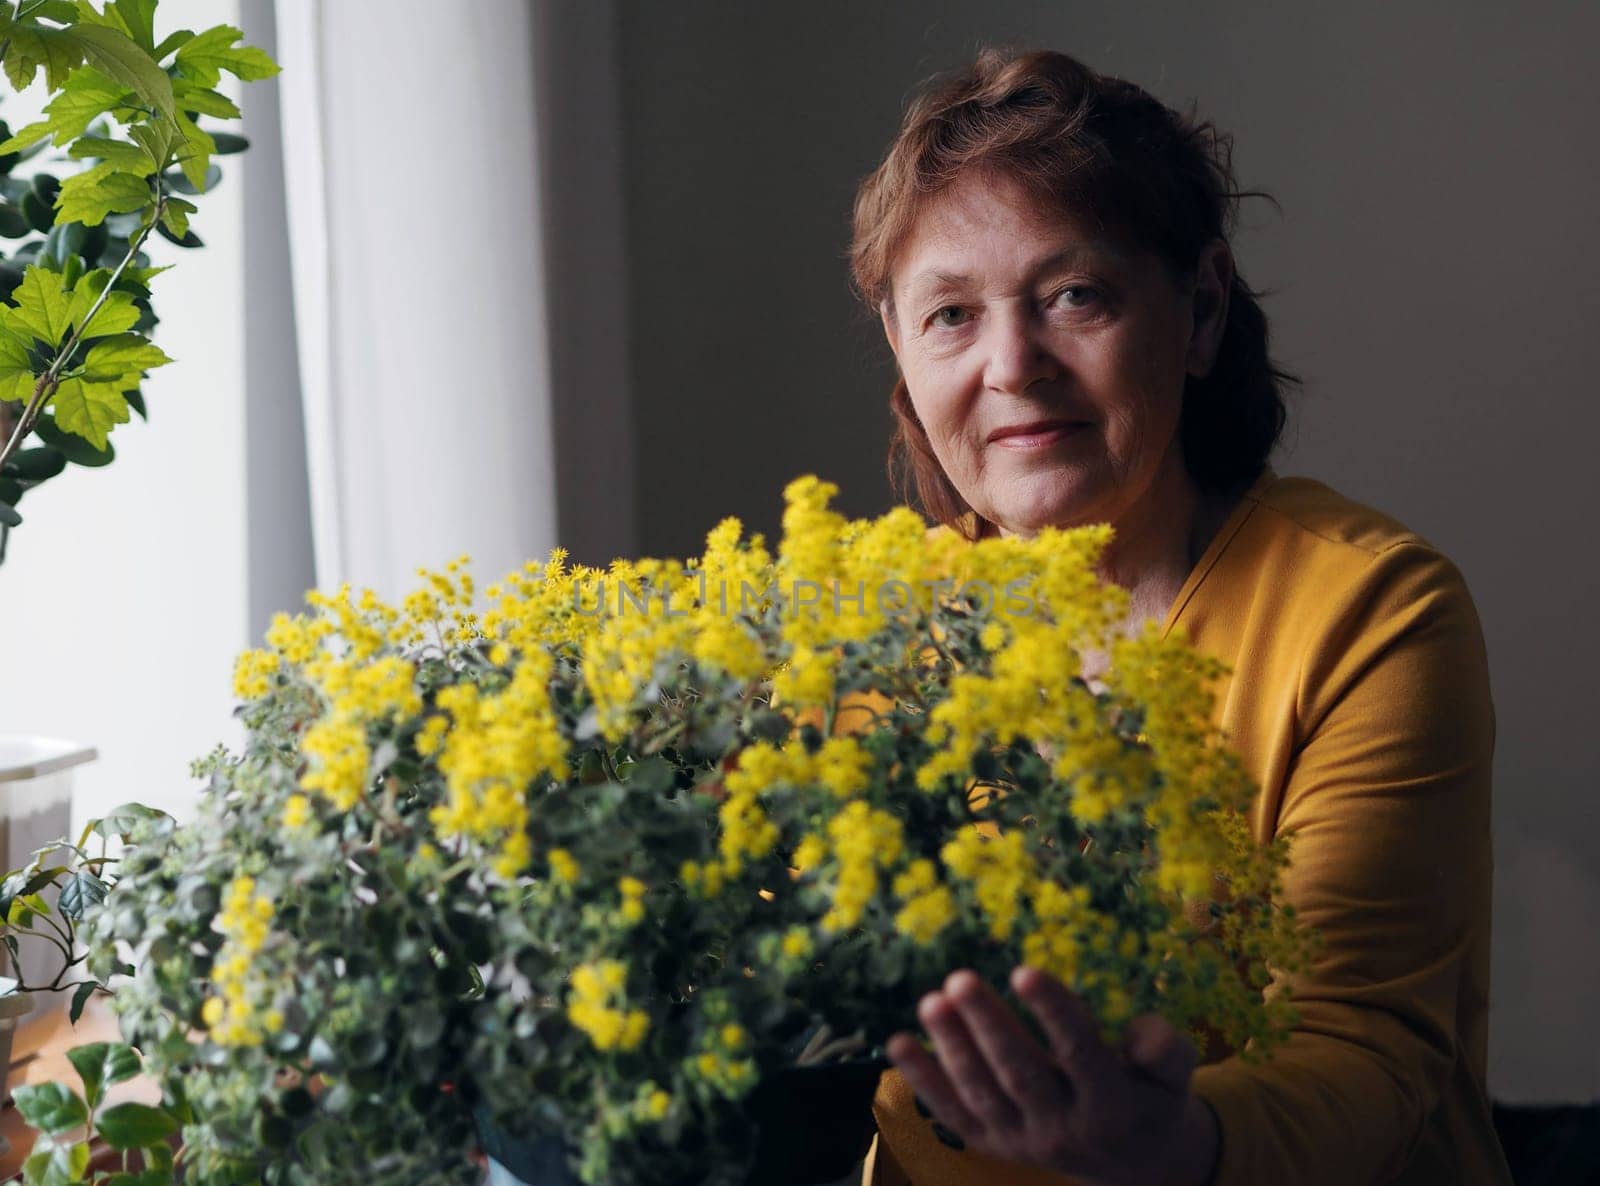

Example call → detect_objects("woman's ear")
879 299 902 359
1185 239 1233 378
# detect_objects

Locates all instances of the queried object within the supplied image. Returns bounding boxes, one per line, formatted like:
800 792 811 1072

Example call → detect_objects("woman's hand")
886 966 1220 1186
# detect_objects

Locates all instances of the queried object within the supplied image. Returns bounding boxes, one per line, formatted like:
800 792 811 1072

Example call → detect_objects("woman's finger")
1120 1013 1198 1094
886 1030 986 1139
1010 965 1119 1090
943 970 1073 1113
918 987 1025 1131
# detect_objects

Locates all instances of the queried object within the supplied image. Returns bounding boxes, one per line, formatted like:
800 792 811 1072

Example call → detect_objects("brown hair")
851 46 1298 540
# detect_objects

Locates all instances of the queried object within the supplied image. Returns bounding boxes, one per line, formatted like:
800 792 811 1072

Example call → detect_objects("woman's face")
881 169 1229 538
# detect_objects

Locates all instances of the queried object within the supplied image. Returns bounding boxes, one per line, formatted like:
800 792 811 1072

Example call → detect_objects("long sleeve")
1189 540 1507 1185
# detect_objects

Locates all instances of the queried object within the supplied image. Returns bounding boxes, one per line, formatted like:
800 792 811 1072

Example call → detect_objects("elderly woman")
849 48 1510 1186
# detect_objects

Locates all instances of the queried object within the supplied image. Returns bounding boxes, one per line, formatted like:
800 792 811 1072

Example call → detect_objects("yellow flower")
549 848 580 883
780 927 813 961
567 960 649 1052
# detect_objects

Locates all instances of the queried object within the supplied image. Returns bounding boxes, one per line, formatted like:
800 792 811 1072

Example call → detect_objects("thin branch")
0 191 167 473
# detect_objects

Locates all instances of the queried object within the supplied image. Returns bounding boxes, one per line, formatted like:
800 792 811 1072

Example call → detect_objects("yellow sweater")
865 466 1513 1186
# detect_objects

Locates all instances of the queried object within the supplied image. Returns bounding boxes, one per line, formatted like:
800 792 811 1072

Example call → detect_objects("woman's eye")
1053 285 1102 310
931 306 970 328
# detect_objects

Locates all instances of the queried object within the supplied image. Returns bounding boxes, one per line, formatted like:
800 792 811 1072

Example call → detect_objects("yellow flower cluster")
481 548 606 655
282 792 313 831
819 800 903 933
914 527 1126 794
397 556 479 647
246 587 428 812
941 827 1033 940
1105 625 1245 898
632 1082 673 1123
890 858 957 945
779 926 813 962
618 876 647 925
549 848 581 884
770 480 967 708
689 1018 755 1097
567 960 650 1053
677 857 726 898
204 875 282 1047
1020 880 1098 987
232 647 281 699
714 737 873 879
427 644 566 879
688 517 776 682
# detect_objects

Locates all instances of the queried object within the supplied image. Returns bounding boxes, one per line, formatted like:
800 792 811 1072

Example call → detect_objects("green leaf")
55 164 151 227
101 1172 171 1186
157 195 193 238
0 501 19 528
171 111 212 192
50 375 128 448
170 77 239 120
21 1135 90 1186
95 1102 178 1150
162 164 216 197
32 414 114 465
13 1082 88 1135
2 446 68 481
21 188 55 233
111 0 159 53
126 119 174 170
208 131 249 154
71 23 175 120
0 67 128 154
57 868 108 920
65 269 142 337
0 204 32 238
42 220 109 270
68 979 96 1024
67 136 156 176
1 23 88 93
66 1041 140 1110
92 801 170 841
153 220 199 249
80 333 169 382
0 325 39 402
172 24 279 86
150 28 194 63
0 476 23 503
28 1 82 20
2 265 74 347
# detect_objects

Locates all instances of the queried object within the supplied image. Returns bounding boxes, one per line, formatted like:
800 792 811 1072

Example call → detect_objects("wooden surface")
0 995 153 1179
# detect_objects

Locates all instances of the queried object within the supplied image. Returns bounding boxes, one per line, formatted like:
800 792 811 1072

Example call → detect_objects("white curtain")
274 0 558 600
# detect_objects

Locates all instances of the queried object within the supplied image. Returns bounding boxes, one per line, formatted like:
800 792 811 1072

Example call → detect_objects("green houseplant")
0 0 276 559
7 478 1312 1186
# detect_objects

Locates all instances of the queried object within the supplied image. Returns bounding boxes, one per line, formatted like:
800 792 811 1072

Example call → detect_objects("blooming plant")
21 476 1313 1186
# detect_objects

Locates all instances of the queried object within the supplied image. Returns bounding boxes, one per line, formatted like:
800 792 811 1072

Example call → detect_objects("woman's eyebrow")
903 242 1124 304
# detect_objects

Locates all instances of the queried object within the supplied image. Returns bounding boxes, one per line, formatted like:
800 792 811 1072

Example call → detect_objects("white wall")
0 0 249 829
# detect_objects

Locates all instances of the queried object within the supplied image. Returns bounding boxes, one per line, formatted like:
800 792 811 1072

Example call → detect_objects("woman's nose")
981 308 1059 395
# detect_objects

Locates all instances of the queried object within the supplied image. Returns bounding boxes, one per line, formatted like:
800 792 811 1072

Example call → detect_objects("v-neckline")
1160 465 1278 639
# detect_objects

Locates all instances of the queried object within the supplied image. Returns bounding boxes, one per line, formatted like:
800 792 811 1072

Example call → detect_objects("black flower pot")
477 1059 887 1186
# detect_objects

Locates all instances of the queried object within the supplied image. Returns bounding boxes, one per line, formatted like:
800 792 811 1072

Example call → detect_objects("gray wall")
593 1 1599 1101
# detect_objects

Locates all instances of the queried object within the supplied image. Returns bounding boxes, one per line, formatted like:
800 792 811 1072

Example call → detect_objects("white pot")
0 737 94 1004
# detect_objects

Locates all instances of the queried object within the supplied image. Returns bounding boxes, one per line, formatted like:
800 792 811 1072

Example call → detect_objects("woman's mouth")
987 419 1091 450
